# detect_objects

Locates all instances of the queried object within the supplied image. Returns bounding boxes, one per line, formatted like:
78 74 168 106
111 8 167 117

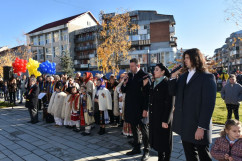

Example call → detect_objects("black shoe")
73 128 81 132
126 149 141 155
127 135 133 139
81 132 91 136
18 102 22 104
31 121 39 124
141 152 149 161
98 127 106 135
128 140 134 146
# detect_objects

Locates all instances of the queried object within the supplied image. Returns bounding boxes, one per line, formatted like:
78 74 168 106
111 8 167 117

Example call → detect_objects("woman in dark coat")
147 63 173 161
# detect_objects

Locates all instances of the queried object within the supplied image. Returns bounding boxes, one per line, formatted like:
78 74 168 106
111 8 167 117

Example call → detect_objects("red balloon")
17 73 21 76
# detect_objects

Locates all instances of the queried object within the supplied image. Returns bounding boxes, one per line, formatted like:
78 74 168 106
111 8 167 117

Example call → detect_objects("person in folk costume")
93 78 112 135
61 87 75 128
220 70 229 87
77 85 95 136
51 75 61 93
66 77 80 91
24 78 39 124
119 72 133 137
145 63 174 161
44 76 53 103
69 86 80 130
113 73 125 127
82 72 95 98
48 81 67 126
61 76 67 92
107 74 119 125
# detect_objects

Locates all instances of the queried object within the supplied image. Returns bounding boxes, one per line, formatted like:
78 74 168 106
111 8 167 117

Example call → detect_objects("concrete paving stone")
5 144 22 151
13 148 32 157
22 153 45 161
38 143 54 150
0 154 6 159
1 149 15 156
87 138 101 144
32 149 47 156
0 140 15 146
0 144 7 151
0 157 12 161
7 154 25 161
16 140 38 151
30 140 47 146
171 151 182 158
86 144 101 149
178 154 186 161
40 154 63 161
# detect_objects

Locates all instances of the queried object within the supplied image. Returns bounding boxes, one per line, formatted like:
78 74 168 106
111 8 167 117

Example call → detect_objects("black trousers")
28 107 38 123
9 92 15 104
130 121 149 152
182 141 212 161
226 104 239 120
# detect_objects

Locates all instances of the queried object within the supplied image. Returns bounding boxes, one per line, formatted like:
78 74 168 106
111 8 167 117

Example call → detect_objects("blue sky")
0 0 240 56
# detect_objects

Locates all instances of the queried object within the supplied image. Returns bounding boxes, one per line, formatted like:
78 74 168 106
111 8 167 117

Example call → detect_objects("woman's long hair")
182 48 207 73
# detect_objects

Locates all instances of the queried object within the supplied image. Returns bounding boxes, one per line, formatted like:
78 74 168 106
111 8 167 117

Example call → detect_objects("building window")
45 33 51 44
39 35 44 46
87 21 91 26
61 29 68 41
53 31 59 42
33 36 38 45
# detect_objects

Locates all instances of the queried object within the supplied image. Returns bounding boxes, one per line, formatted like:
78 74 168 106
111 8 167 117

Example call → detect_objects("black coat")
121 69 150 125
25 84 39 109
149 78 174 152
168 72 216 145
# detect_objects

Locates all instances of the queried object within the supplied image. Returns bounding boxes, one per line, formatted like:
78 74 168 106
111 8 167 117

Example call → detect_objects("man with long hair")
169 48 216 161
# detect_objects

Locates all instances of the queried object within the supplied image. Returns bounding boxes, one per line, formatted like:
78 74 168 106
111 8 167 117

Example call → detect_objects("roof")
27 11 98 34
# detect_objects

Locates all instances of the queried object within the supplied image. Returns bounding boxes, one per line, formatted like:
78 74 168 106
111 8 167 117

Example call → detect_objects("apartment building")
213 30 242 73
74 10 177 72
26 11 98 71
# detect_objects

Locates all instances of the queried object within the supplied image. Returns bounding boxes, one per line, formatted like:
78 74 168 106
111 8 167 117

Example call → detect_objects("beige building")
26 11 98 72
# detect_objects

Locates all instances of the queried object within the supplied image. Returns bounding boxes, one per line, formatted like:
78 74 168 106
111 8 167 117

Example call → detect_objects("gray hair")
30 78 37 83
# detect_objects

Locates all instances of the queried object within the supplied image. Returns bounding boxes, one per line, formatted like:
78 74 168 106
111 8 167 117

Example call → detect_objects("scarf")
154 76 166 88
84 72 92 84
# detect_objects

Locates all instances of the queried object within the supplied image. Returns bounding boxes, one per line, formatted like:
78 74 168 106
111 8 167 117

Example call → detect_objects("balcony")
75 44 96 52
169 26 175 34
132 40 151 46
74 53 96 60
75 35 95 43
74 64 89 68
170 37 177 47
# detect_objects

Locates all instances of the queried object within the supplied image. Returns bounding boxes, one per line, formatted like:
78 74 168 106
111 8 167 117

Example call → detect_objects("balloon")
26 58 41 78
12 57 28 76
38 60 56 75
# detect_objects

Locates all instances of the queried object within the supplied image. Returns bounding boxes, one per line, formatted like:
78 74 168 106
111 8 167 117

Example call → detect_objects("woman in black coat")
146 63 173 161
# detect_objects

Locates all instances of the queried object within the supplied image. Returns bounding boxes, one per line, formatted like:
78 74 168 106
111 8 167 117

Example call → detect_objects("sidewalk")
0 105 223 161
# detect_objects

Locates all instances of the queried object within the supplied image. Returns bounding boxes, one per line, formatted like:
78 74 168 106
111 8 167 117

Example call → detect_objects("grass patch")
212 92 242 125
0 101 15 108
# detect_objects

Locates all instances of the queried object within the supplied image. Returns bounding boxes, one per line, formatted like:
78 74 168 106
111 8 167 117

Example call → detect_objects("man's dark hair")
183 48 207 73
130 58 140 65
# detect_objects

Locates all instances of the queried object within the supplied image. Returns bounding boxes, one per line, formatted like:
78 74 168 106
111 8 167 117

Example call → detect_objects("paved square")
0 106 223 161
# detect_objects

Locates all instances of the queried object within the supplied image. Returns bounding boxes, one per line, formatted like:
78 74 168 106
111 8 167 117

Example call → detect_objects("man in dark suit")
169 48 216 161
121 58 150 161
25 77 39 124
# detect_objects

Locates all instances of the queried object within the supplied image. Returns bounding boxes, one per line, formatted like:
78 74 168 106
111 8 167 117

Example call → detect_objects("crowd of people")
0 48 241 161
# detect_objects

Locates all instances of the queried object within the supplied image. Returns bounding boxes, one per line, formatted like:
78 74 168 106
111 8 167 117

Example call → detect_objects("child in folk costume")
78 85 95 136
211 119 242 161
69 87 81 131
61 87 75 128
93 78 112 135
47 81 66 126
